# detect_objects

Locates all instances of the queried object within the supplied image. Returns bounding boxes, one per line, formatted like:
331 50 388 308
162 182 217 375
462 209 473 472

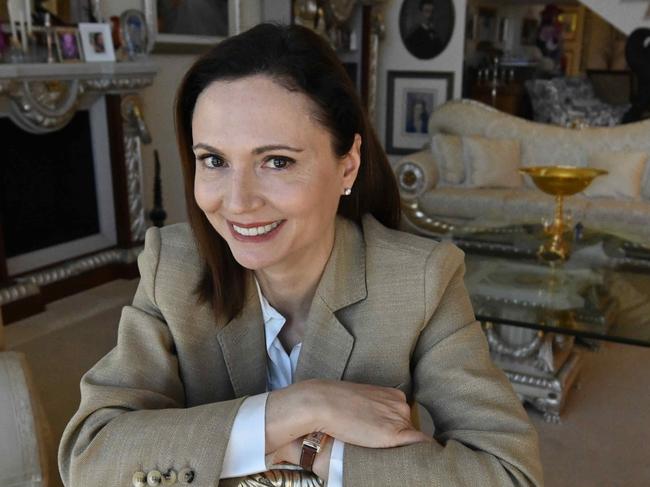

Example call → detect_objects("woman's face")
192 75 360 273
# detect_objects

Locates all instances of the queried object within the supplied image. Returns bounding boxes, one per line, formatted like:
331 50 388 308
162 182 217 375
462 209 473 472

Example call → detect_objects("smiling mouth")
227 219 286 241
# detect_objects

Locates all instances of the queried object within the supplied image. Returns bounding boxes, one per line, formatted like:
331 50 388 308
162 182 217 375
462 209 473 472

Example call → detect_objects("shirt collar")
254 278 286 353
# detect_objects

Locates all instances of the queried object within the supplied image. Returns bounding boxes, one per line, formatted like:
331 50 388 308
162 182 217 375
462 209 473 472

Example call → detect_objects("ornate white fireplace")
0 61 156 323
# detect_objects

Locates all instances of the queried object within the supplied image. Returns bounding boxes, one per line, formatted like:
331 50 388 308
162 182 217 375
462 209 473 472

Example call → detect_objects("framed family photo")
385 71 454 155
78 23 116 62
54 27 83 62
145 0 246 54
399 0 455 60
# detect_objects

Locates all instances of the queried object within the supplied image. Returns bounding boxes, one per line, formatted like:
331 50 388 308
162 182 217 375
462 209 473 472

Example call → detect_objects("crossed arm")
58 229 542 486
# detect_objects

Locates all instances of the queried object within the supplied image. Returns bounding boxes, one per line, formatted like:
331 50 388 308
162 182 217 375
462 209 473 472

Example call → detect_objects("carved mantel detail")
0 62 156 133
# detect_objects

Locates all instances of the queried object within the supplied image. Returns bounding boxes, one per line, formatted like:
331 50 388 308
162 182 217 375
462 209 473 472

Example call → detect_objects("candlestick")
45 12 55 63
8 0 18 46
24 0 32 35
18 9 27 52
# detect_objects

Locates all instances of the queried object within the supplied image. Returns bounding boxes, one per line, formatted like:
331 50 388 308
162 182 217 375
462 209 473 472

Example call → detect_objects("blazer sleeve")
58 227 246 487
342 242 544 486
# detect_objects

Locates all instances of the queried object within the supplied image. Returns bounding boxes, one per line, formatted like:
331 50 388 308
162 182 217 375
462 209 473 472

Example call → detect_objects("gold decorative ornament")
520 166 607 261
237 469 324 487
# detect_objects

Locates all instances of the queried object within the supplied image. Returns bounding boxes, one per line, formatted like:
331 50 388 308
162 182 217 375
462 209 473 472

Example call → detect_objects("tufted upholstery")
396 99 650 240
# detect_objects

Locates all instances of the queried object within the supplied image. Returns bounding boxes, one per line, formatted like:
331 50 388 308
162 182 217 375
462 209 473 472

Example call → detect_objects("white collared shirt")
220 280 345 485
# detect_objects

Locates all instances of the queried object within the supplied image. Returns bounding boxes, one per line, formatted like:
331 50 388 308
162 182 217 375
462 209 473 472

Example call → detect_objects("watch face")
304 432 325 451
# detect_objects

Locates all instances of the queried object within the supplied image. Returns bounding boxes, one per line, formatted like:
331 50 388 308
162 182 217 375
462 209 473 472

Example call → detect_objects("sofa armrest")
393 149 439 200
0 351 52 487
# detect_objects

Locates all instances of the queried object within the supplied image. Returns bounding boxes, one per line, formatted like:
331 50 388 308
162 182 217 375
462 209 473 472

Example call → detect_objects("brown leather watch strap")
299 432 326 472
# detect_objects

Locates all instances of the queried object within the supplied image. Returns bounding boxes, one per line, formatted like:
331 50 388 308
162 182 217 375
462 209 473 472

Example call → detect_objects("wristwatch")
299 432 327 472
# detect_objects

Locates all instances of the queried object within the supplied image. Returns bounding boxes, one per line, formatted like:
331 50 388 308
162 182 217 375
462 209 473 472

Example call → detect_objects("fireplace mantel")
0 61 157 133
0 61 156 83
1 61 158 324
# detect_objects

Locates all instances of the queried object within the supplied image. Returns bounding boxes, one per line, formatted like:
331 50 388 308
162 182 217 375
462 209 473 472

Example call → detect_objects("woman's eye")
198 154 225 169
263 156 294 170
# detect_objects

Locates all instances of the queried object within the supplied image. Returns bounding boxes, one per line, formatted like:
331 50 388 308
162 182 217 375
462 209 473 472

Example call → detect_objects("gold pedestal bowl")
519 166 608 261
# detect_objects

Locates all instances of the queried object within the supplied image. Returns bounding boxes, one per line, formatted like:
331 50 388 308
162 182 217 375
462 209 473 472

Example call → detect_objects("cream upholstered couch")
394 99 650 242
0 317 52 487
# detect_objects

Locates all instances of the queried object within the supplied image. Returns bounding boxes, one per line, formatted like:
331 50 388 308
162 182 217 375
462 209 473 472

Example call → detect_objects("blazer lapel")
294 216 367 382
216 272 268 397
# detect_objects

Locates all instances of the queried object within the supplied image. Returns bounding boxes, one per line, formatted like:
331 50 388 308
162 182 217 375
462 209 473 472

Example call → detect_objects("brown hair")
175 23 400 322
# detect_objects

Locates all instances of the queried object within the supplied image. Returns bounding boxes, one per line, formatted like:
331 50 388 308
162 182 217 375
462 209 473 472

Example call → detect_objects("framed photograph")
54 27 83 62
476 7 497 43
79 23 116 62
385 71 454 155
558 11 578 41
399 0 455 60
521 18 538 46
120 9 148 59
144 0 243 54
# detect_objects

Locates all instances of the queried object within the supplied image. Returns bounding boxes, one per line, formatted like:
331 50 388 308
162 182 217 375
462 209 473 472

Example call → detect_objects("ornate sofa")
394 99 650 243
394 99 650 420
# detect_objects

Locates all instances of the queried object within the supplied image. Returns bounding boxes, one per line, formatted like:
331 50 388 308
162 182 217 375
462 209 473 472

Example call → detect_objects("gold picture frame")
54 27 83 62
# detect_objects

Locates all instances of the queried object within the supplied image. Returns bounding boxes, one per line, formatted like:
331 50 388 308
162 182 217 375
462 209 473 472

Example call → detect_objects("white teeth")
233 221 281 237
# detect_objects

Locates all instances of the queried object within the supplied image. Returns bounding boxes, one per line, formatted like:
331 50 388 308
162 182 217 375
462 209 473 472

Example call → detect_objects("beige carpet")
5 278 650 487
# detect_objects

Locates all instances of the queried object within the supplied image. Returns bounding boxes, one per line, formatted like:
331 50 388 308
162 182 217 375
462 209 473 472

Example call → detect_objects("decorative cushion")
462 136 523 189
431 134 464 185
583 151 648 200
524 77 629 127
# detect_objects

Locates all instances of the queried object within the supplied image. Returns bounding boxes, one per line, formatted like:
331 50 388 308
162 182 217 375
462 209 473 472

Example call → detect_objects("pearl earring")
343 188 352 196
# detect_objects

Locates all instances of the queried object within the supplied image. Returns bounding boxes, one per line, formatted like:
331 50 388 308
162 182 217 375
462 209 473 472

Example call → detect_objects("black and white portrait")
399 0 455 60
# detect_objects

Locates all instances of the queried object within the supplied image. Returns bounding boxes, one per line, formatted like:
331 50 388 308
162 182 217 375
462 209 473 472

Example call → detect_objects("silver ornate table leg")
482 323 582 423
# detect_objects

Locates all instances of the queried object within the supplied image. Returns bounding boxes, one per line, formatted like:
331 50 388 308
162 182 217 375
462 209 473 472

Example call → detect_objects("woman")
58 24 542 487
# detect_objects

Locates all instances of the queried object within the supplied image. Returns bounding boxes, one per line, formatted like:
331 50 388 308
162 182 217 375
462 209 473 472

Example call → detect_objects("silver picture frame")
143 0 249 54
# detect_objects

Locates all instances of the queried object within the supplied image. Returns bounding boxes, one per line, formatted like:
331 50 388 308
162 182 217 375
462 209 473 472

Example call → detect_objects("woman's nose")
225 170 263 214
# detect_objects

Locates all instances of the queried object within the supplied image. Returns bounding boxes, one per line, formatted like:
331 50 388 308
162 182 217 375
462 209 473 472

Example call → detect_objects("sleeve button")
178 467 195 484
161 468 177 486
147 470 162 486
132 471 147 487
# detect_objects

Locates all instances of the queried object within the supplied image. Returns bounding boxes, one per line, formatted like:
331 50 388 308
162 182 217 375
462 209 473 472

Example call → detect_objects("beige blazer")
58 215 543 486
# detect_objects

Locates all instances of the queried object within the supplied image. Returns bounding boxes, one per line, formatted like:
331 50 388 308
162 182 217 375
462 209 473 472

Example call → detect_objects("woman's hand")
265 379 430 454
309 379 431 448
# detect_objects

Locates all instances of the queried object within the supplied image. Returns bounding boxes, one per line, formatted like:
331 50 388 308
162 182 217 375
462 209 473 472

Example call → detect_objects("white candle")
7 0 18 44
24 0 32 35
18 9 27 51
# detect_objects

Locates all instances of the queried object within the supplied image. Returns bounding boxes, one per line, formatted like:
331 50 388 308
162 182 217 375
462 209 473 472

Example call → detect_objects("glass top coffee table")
438 221 650 421
449 222 650 347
